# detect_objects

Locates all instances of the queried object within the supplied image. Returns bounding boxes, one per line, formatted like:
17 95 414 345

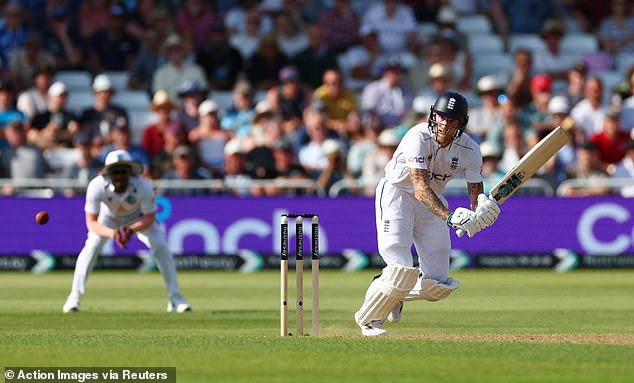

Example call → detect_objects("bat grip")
456 229 465 237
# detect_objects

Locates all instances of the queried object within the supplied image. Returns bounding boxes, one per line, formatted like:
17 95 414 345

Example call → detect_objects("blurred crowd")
1 0 634 197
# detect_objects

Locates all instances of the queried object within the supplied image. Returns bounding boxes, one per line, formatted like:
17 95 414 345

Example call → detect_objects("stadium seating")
509 34 546 54
416 22 438 43
209 90 234 112
129 110 157 144
472 53 514 84
113 90 151 111
560 33 598 55
103 71 130 91
54 71 92 91
467 34 504 54
456 15 492 35
66 90 95 115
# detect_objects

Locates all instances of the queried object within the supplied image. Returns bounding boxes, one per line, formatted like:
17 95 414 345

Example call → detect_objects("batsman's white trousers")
70 214 185 304
375 178 451 282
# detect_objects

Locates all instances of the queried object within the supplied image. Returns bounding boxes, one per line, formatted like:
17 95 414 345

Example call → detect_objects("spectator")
150 119 190 179
400 94 433 128
16 60 55 120
560 141 611 196
9 32 55 92
65 131 102 188
0 79 27 134
589 108 631 171
431 6 467 51
490 0 553 49
0 3 28 66
87 5 140 73
222 138 254 196
246 33 289 90
188 99 231 174
566 61 588 108
313 68 358 134
361 58 413 127
421 36 470 91
316 138 355 194
141 90 184 158
570 76 606 139
547 96 578 169
0 121 48 192
125 0 157 40
195 22 243 91
276 10 309 59
318 0 360 54
175 0 216 52
292 24 339 89
521 74 553 144
533 19 576 82
28 81 78 150
224 0 274 37
267 65 312 133
598 0 634 56
176 80 207 132
221 79 256 138
611 140 634 197
418 62 453 100
161 145 211 195
360 0 417 55
42 5 83 70
297 104 337 176
479 141 505 194
506 48 534 108
262 137 310 196
78 0 110 42
342 24 385 91
467 75 505 143
620 71 634 131
152 34 207 103
244 101 281 179
78 74 128 142
99 117 151 175
499 121 528 174
127 29 164 93
486 97 532 150
347 110 383 178
229 9 264 61
361 127 400 195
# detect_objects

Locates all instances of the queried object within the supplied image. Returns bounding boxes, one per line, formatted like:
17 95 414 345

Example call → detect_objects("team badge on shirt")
450 157 459 170
126 196 137 204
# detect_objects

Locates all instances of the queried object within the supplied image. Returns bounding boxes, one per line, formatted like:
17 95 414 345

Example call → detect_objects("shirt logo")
383 220 390 232
451 157 459 169
448 98 456 110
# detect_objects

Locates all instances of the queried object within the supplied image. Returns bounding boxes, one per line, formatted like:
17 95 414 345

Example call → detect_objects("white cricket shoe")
358 320 388 337
166 301 192 313
62 292 80 313
387 302 403 323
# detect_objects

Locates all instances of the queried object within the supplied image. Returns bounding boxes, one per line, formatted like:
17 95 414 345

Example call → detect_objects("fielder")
63 150 191 313
355 92 500 336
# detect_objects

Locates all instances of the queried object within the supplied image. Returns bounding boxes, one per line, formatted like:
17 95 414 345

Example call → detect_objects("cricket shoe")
387 302 403 323
62 292 81 313
167 301 192 313
358 320 389 337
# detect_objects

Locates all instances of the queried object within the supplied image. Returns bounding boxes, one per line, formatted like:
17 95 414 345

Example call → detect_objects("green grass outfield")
1 270 633 383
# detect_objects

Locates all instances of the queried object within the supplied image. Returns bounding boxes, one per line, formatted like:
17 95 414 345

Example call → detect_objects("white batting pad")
354 264 419 326
403 276 460 302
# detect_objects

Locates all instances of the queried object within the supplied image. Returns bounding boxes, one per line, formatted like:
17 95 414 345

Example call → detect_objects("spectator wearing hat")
188 99 231 174
141 90 184 159
533 19 575 82
361 57 413 127
0 3 29 65
317 0 360 54
589 108 631 170
547 95 578 169
175 0 216 52
99 117 151 175
275 11 309 59
292 24 339 89
246 33 290 90
417 62 454 100
478 140 505 194
221 79 256 138
598 0 634 56
87 5 140 73
79 74 128 142
316 137 355 194
560 141 611 197
160 144 213 195
313 68 358 134
78 0 110 41
267 65 312 132
611 140 634 197
342 23 386 91
42 4 83 71
222 138 254 196
360 0 417 55
410 35 469 91
361 127 400 195
195 22 244 91
521 73 554 141
152 33 208 104
28 81 79 150
229 9 265 61
176 80 207 132
16 60 55 119
466 75 505 143
431 6 467 51
506 48 534 108
9 32 56 92
0 121 48 190
0 80 27 135
570 76 607 139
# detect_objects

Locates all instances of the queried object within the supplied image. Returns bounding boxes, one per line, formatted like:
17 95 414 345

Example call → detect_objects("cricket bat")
457 125 570 236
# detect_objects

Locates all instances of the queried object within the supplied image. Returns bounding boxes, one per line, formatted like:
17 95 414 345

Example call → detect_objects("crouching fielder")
63 150 191 313
355 92 500 336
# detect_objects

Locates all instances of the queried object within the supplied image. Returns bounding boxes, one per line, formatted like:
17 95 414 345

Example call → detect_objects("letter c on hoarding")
578 203 631 254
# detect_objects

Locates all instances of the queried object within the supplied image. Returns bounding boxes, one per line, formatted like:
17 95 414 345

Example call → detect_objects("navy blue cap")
177 80 207 97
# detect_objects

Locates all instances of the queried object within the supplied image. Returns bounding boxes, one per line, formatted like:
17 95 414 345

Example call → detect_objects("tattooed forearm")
409 168 451 219
468 182 484 210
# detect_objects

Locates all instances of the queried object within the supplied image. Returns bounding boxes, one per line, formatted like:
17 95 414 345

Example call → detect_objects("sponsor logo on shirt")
407 156 424 164
429 172 452 181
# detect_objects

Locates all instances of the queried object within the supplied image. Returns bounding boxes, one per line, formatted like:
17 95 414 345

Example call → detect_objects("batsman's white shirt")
376 124 482 281
85 175 156 222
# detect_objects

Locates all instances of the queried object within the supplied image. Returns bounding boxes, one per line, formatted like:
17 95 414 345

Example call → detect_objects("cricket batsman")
63 150 191 313
355 92 500 336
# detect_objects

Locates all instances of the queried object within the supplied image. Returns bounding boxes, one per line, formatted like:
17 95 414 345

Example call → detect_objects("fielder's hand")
113 226 134 249
447 207 484 238
475 193 501 226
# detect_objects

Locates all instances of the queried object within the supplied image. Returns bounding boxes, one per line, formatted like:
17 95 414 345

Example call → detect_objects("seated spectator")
267 66 312 134
87 5 140 73
99 117 151 175
222 138 254 196
259 137 310 196
292 24 339 89
316 138 355 195
479 141 505 194
342 24 386 91
229 9 264 61
598 0 634 56
78 0 110 42
0 121 48 195
347 110 383 178
313 68 358 135
486 96 532 150
28 82 78 150
297 105 337 176
467 75 505 143
611 140 634 197
175 0 216 52
521 74 554 145
195 22 243 91
124 0 157 40
225 0 274 37
506 48 534 109
620 72 634 131
127 29 164 93
141 90 184 158
317 0 360 54
176 80 207 132
152 34 208 103
0 3 28 66
246 33 289 90
276 10 309 59
360 0 417 55
565 61 588 108
42 5 83 71
9 32 55 92
361 127 400 195
499 121 528 174
417 62 454 100
65 131 102 186
533 19 576 81
0 80 27 135
426 34 470 91
220 79 256 138
16 60 55 120
547 96 578 168
589 108 631 171
161 144 212 195
560 141 611 196
150 120 190 179
79 74 128 142
188 100 231 174
361 58 413 127
570 76 606 139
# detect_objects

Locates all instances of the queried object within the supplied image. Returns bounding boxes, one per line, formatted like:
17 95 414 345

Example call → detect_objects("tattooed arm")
467 182 484 211
409 168 452 220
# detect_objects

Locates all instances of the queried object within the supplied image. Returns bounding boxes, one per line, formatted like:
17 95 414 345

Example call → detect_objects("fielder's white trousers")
375 178 451 282
70 214 186 305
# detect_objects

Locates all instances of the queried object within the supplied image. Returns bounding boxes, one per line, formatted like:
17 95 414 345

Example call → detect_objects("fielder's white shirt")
384 123 483 197
85 175 156 220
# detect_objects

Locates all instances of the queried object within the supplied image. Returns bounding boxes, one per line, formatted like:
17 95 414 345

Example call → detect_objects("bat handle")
456 229 465 237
